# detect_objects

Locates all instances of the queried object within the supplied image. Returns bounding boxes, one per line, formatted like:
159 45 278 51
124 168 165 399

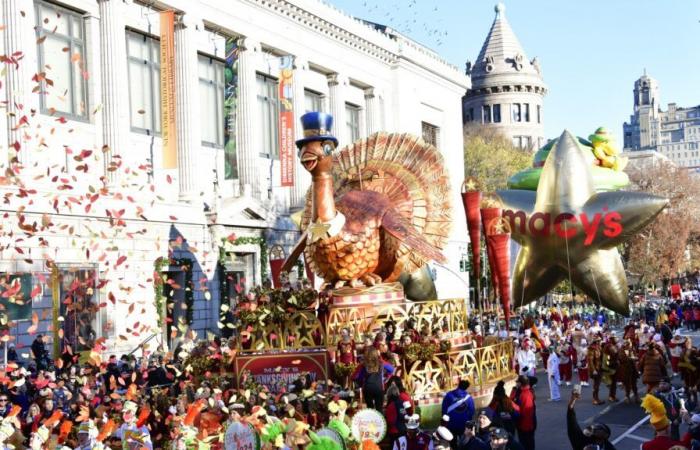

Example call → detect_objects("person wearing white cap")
392 414 432 450
432 426 453 448
669 330 685 376
516 339 537 378
115 400 152 450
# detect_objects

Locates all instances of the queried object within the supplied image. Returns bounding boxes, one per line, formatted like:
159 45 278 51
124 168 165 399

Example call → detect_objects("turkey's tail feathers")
302 132 452 273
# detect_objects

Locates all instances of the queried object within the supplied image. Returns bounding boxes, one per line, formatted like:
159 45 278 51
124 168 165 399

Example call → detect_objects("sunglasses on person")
0 398 8 403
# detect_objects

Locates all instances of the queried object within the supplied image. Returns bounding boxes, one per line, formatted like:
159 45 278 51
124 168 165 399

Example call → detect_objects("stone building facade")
623 71 700 168
0 0 469 356
463 3 547 150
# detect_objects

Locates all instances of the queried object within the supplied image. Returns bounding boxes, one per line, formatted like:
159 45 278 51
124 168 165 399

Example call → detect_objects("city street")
531 328 700 450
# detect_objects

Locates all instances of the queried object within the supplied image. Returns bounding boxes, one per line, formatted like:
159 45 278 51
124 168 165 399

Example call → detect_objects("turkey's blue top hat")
296 112 338 149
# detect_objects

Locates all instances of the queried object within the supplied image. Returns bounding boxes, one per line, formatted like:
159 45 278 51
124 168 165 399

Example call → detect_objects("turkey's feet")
360 273 383 286
349 278 364 288
334 280 347 289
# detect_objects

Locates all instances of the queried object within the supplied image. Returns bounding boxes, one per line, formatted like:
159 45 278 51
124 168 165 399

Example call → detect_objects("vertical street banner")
160 10 177 169
224 38 240 180
278 56 295 187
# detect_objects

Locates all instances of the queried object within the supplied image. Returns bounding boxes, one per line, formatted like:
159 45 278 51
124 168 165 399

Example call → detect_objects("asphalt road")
529 329 700 450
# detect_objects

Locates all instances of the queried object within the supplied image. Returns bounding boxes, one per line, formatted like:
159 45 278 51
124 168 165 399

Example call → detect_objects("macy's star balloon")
496 131 668 315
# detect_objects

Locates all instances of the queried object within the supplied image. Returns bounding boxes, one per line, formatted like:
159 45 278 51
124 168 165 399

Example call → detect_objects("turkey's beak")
300 149 318 172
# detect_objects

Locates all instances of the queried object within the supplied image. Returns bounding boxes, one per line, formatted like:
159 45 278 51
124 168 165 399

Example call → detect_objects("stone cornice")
243 0 468 87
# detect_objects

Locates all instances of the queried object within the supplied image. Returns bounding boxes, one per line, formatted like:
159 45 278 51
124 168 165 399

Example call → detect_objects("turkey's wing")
381 208 446 264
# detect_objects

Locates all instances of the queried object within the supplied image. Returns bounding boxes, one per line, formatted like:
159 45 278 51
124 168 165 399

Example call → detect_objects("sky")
327 0 700 142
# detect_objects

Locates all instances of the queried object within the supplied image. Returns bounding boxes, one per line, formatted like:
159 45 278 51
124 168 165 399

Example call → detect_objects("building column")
174 14 201 202
364 88 380 135
3 0 36 168
98 0 129 186
327 73 347 145
291 57 310 209
236 37 261 198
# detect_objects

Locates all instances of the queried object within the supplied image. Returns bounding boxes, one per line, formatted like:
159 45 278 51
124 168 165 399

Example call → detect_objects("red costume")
337 340 356 365
559 342 577 383
641 435 685 450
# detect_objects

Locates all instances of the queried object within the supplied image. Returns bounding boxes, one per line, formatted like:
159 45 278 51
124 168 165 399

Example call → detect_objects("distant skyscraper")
623 71 700 168
463 3 547 150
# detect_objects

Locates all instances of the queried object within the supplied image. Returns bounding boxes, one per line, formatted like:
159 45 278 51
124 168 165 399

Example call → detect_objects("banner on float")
224 38 240 180
234 351 328 392
278 56 295 187
160 11 177 169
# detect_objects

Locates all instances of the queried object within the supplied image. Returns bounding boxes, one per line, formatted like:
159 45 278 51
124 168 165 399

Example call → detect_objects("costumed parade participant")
619 339 640 403
115 400 152 450
547 346 561 402
588 337 605 405
577 338 590 387
601 335 620 403
559 339 576 386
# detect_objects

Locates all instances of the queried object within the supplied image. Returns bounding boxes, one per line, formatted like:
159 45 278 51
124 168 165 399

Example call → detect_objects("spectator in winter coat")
510 375 536 450
442 379 475 439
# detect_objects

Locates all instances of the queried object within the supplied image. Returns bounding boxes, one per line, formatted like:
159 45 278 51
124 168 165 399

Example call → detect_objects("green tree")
463 125 533 192
624 161 700 285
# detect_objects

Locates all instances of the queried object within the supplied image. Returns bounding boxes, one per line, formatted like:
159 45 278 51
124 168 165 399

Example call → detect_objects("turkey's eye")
323 143 334 155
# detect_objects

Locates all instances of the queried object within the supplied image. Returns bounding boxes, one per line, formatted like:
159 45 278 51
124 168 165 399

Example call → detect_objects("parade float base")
235 282 517 426
415 377 518 428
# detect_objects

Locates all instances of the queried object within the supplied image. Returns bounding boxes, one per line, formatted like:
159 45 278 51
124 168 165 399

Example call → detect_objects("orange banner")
279 56 295 187
160 11 177 169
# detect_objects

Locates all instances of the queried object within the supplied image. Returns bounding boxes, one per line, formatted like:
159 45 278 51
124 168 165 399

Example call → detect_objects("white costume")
547 351 561 401
516 346 537 377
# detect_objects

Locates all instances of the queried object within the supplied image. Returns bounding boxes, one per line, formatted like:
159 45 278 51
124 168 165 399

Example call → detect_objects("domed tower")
463 3 547 150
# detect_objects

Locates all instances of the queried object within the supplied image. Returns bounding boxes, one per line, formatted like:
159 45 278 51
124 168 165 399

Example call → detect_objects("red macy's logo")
502 209 622 245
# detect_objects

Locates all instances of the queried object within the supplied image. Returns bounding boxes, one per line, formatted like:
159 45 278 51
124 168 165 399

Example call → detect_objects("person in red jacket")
510 375 536 450
385 385 411 446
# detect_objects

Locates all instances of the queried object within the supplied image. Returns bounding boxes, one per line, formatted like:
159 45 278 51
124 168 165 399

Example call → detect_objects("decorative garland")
153 257 168 328
153 257 194 327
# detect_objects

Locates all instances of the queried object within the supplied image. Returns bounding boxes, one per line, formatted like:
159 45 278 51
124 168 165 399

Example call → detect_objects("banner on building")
234 350 328 392
224 38 240 180
160 11 177 169
278 56 295 187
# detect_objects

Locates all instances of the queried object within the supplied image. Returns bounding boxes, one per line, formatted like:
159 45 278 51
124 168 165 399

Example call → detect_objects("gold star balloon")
496 131 668 315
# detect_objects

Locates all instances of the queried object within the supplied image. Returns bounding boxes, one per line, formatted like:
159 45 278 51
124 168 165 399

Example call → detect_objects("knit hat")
641 395 670 431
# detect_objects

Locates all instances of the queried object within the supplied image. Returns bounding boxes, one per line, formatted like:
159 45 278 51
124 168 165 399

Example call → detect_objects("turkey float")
282 112 452 290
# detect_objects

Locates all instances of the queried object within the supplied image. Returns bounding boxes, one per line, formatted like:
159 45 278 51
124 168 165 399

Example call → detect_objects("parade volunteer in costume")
587 337 605 405
392 414 432 450
116 400 153 450
577 339 590 387
547 346 561 402
516 339 537 379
